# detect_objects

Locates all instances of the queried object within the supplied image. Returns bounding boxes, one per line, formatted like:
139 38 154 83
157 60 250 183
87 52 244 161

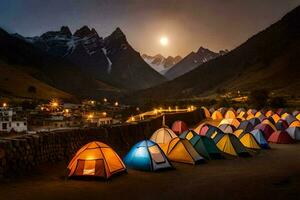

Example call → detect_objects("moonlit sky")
0 0 299 57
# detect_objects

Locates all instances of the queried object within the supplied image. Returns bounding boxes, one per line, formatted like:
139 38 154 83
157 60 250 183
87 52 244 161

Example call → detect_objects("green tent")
180 130 222 159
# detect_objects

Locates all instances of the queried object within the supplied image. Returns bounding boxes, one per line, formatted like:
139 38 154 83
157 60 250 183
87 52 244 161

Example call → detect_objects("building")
0 107 27 133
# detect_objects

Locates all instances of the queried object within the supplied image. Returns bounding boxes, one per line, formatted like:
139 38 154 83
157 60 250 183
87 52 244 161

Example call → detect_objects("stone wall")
0 109 204 178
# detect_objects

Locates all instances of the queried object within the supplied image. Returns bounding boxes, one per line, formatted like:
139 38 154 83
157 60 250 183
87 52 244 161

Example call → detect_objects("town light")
64 109 69 113
88 114 94 119
131 116 135 121
114 101 119 106
102 112 107 116
103 98 107 103
2 103 7 107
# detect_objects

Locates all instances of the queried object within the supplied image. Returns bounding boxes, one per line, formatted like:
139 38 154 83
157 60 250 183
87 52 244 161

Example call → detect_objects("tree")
249 89 269 109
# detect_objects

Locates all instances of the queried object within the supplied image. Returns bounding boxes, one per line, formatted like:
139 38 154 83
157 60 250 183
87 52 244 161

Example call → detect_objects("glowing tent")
282 114 297 125
161 137 204 164
123 140 172 171
265 110 274 117
268 131 295 144
194 123 212 135
261 119 277 131
247 109 257 116
250 129 270 149
219 118 240 128
224 110 236 119
212 110 223 120
297 113 300 121
286 127 300 140
271 114 281 123
172 120 188 135
150 127 178 145
67 141 126 179
289 120 300 128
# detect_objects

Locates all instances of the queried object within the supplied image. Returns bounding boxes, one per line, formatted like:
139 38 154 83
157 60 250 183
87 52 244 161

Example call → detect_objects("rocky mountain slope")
142 54 182 74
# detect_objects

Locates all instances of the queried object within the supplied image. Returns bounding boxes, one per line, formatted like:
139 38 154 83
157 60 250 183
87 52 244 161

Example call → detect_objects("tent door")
149 146 166 164
74 159 105 177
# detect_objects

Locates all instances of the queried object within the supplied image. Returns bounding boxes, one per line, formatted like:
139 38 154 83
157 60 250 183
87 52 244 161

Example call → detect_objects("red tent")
172 120 188 135
268 131 295 144
255 124 274 139
198 125 210 136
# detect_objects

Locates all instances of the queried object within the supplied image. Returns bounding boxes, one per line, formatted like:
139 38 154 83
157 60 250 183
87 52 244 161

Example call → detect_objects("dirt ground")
1 143 300 200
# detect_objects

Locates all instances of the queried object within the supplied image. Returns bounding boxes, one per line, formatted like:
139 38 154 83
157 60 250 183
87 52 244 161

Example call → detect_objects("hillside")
129 5 300 102
0 62 73 100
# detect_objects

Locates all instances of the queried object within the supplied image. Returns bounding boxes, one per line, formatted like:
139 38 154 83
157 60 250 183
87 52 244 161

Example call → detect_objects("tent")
261 119 277 131
265 110 274 117
224 110 236 119
238 132 261 150
292 110 299 116
237 108 246 114
268 131 295 144
218 107 227 115
276 108 287 116
238 121 254 132
172 120 188 135
271 114 281 123
275 120 288 130
67 141 126 179
237 111 247 119
286 127 300 140
161 137 204 164
150 127 178 145
207 126 225 142
218 124 236 134
248 118 261 127
201 107 211 118
123 140 172 171
250 129 270 149
213 134 249 156
247 109 257 115
255 111 264 118
297 113 300 121
255 123 275 139
282 114 297 125
212 110 223 120
246 113 255 120
289 120 300 128
179 130 210 159
219 118 240 128
194 123 212 135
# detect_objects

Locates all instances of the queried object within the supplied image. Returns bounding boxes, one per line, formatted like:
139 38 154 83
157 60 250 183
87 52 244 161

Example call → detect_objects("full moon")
160 36 169 46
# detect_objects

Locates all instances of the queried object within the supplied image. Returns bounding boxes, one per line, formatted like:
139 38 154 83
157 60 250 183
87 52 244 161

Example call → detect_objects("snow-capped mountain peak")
142 54 182 74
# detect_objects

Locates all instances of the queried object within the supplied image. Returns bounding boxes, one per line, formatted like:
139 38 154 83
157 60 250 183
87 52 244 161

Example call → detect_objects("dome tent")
212 110 223 120
213 134 250 156
67 141 126 179
150 127 178 145
124 140 172 171
268 131 295 144
218 124 236 134
172 120 188 135
286 127 300 140
161 137 205 164
201 106 211 118
250 129 270 149
238 121 254 132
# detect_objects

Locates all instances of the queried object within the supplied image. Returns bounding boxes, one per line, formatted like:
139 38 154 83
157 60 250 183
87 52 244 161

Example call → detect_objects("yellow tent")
161 138 204 164
67 141 126 179
290 121 300 128
281 113 289 119
233 129 244 138
247 109 257 115
239 133 261 149
255 111 264 118
237 111 246 120
219 118 240 128
296 113 300 121
201 106 211 118
246 113 255 120
271 114 281 123
265 110 274 117
224 110 236 119
215 134 249 156
211 110 223 120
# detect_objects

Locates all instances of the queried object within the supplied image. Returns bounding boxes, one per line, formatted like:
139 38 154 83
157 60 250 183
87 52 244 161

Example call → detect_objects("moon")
160 36 169 46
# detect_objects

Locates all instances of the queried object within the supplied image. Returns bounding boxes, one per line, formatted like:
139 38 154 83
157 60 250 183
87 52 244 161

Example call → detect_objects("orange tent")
212 110 223 120
67 141 126 179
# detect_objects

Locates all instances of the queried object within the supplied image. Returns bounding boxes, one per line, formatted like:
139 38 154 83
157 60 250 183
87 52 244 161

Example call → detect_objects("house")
0 107 27 133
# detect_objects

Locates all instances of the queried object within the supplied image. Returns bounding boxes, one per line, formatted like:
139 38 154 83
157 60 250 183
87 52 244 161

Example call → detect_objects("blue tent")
250 129 270 149
123 140 172 171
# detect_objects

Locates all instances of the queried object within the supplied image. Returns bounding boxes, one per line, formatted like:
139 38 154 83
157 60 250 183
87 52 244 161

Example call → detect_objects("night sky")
1 0 300 57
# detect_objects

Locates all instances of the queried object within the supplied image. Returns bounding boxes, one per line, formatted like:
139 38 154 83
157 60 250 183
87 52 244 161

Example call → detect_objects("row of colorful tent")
200 107 300 142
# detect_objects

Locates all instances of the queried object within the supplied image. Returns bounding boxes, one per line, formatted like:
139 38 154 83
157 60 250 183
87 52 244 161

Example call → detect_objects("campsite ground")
0 143 300 200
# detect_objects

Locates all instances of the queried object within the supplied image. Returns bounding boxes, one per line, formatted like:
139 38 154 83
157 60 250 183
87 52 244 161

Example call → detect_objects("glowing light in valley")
160 36 169 46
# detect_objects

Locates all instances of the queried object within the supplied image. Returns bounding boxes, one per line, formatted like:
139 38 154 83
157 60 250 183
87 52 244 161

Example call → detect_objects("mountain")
164 47 226 80
130 6 300 102
27 26 166 90
0 27 120 99
142 54 182 74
